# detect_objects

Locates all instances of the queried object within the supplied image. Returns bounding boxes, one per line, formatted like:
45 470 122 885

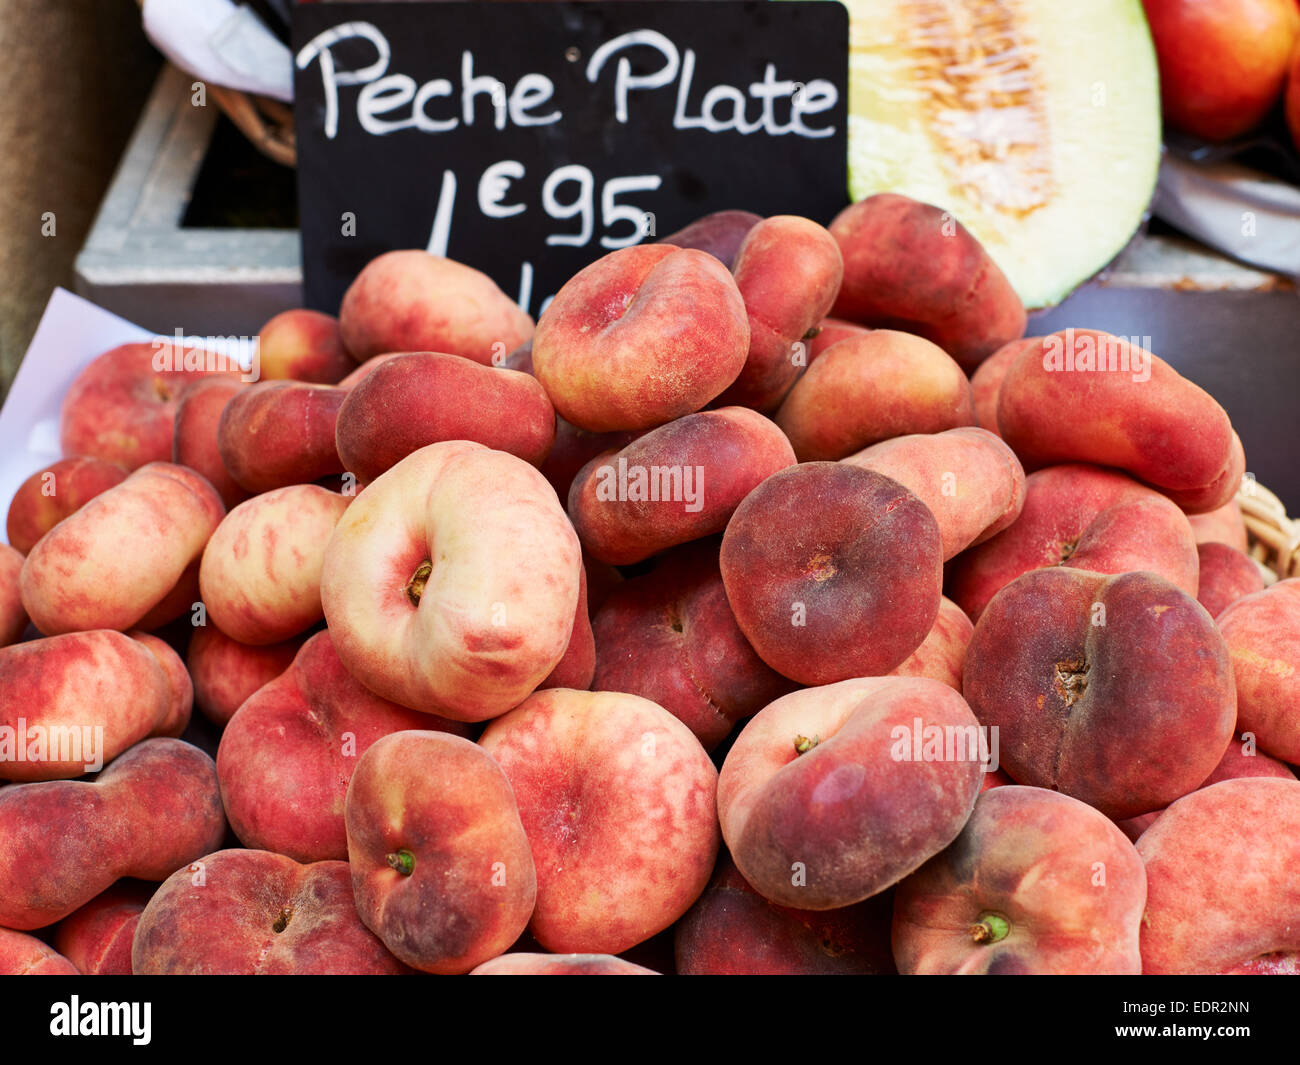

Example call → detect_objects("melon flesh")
839 0 1161 308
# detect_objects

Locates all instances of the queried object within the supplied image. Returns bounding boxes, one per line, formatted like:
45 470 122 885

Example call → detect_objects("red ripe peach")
132 849 411 974
1117 733 1296 843
217 381 346 494
198 485 350 645
335 351 556 483
591 541 797 750
20 463 224 635
0 928 78 975
963 568 1237 820
1203 732 1297 787
186 624 304 728
217 631 469 862
0 545 27 649
337 352 403 390
1142 0 1300 141
997 330 1239 512
1216 579 1300 762
53 881 154 975
775 330 975 461
713 215 843 411
338 250 533 364
1162 431 1246 515
256 308 355 383
719 462 943 686
807 318 869 362
843 426 1025 560
889 597 974 693
567 407 796 565
171 377 250 509
657 209 761 269
893 786 1146 974
718 677 985 909
5 456 127 554
0 738 226 929
532 244 749 432
1196 541 1266 618
1137 778 1300 973
0 630 188 781
1188 498 1250 551
675 853 896 975
947 463 1200 621
345 731 536 974
970 338 1037 436
60 341 243 470
320 441 581 721
829 193 1026 371
479 688 720 955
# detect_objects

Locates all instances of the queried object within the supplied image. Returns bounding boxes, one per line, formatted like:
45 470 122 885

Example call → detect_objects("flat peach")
320 442 580 721
1216 579 1300 762
963 569 1237 819
338 250 532 364
775 330 975 461
567 407 796 565
718 677 985 909
5 456 127 554
218 631 469 861
720 462 942 685
830 193 1026 371
675 853 896 975
714 215 843 411
345 731 535 973
199 485 349 645
844 426 1024 560
532 244 749 432
256 308 355 383
335 350 556 483
133 849 411 974
20 463 224 635
1138 779 1300 973
893 786 1146 974
479 688 719 955
0 545 27 648
0 738 226 929
186 624 304 728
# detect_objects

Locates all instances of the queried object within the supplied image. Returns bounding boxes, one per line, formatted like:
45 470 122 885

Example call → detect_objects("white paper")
1155 155 1300 278
143 0 294 103
0 289 153 544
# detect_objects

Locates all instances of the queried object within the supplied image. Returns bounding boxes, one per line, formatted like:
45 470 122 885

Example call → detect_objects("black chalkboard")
291 1 849 318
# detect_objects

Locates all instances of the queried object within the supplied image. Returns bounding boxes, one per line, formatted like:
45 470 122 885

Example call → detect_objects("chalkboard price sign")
292 1 849 318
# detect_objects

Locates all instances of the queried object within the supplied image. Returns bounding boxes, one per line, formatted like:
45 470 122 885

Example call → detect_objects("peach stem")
405 560 433 607
969 911 1010 944
386 850 416 876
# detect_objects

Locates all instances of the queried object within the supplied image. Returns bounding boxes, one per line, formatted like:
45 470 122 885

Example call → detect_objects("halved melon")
832 0 1162 308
